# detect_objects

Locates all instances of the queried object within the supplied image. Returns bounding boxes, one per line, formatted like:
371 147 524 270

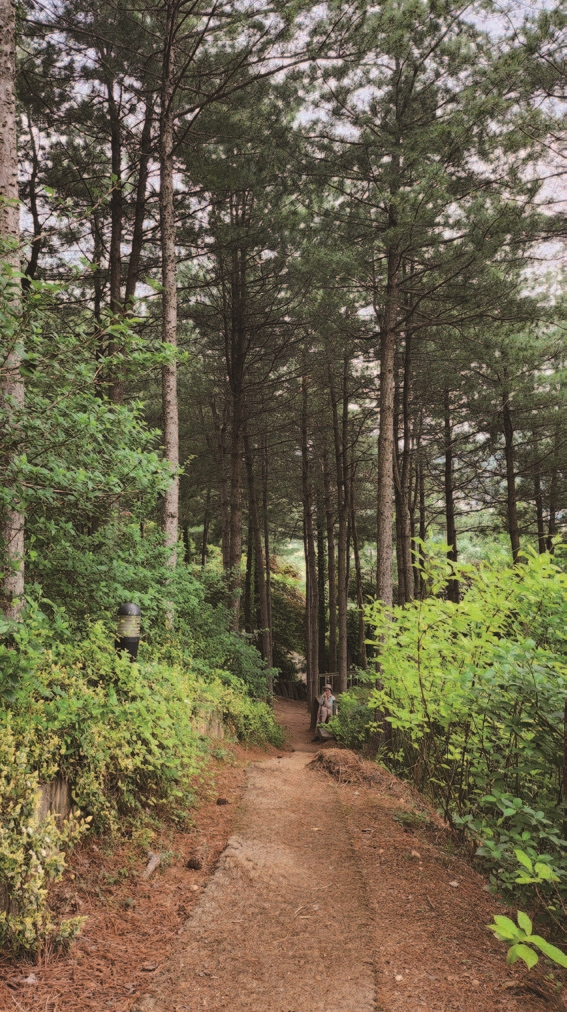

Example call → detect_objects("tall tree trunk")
547 424 560 553
22 114 42 289
417 447 425 595
0 0 24 621
210 396 230 569
350 480 367 670
159 1 179 573
532 438 546 555
201 489 210 566
502 387 520 564
244 511 253 633
444 389 459 602
323 446 337 673
245 431 271 666
376 244 399 606
301 375 318 720
316 493 326 671
124 95 154 305
262 434 273 665
394 394 405 604
106 75 125 404
227 390 243 628
329 362 348 693
399 333 414 601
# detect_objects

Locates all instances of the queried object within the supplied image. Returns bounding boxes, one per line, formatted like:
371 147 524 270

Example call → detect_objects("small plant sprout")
488 911 567 971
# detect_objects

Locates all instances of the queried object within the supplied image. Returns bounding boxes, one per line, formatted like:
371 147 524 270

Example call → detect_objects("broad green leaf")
514 850 533 873
490 915 522 941
516 911 532 935
528 936 567 968
507 944 539 969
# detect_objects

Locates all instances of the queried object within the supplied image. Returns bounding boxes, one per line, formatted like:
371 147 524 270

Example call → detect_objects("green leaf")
517 911 532 935
514 849 533 873
507 944 539 969
489 915 522 941
528 936 567 968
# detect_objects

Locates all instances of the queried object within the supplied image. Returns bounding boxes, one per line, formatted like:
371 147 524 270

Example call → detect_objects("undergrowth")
0 604 281 953
332 547 567 932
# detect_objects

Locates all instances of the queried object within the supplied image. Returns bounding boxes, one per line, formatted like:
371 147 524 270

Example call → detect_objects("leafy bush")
0 610 283 952
339 547 567 912
0 726 88 953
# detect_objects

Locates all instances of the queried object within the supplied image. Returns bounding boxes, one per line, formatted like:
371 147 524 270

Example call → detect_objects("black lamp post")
116 603 141 661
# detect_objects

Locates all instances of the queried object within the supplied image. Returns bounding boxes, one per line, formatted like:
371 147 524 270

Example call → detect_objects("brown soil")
1 699 564 1012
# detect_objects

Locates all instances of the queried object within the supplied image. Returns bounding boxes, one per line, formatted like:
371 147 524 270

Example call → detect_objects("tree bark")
106 74 125 404
245 431 271 666
159 0 179 573
0 0 24 621
201 489 210 566
350 480 367 670
329 362 348 693
532 438 546 555
262 434 273 665
323 445 337 674
376 244 399 606
210 396 230 570
227 389 243 628
547 424 560 553
124 95 154 305
501 387 520 564
316 493 326 671
301 374 318 718
244 511 253 633
443 389 459 602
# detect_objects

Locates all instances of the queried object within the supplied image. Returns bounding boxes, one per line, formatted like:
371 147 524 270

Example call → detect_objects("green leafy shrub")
341 547 567 913
0 726 88 953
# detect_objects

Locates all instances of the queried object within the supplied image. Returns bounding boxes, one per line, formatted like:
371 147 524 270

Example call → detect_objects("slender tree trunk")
244 511 253 633
228 390 244 628
399 333 413 601
534 455 546 558
323 446 337 673
417 441 427 599
444 389 459 602
329 363 348 693
262 435 273 665
316 494 326 672
106 75 125 404
0 0 24 620
159 1 179 572
350 481 367 670
93 210 104 327
376 244 399 606
211 397 230 569
201 490 210 566
502 387 520 564
22 114 42 288
547 424 560 553
301 375 318 720
124 95 154 304
394 394 405 604
245 431 271 666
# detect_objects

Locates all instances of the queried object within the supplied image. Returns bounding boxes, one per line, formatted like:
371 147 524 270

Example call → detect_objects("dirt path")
2 700 562 1012
134 700 561 1012
135 701 375 1012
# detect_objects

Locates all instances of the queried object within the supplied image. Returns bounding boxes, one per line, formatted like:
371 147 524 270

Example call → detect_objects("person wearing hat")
317 684 336 724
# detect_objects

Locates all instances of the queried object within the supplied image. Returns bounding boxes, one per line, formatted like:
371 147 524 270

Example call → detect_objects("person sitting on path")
317 684 336 724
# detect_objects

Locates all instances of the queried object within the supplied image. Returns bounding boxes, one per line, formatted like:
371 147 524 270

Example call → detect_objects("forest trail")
135 700 376 1012
134 700 558 1012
